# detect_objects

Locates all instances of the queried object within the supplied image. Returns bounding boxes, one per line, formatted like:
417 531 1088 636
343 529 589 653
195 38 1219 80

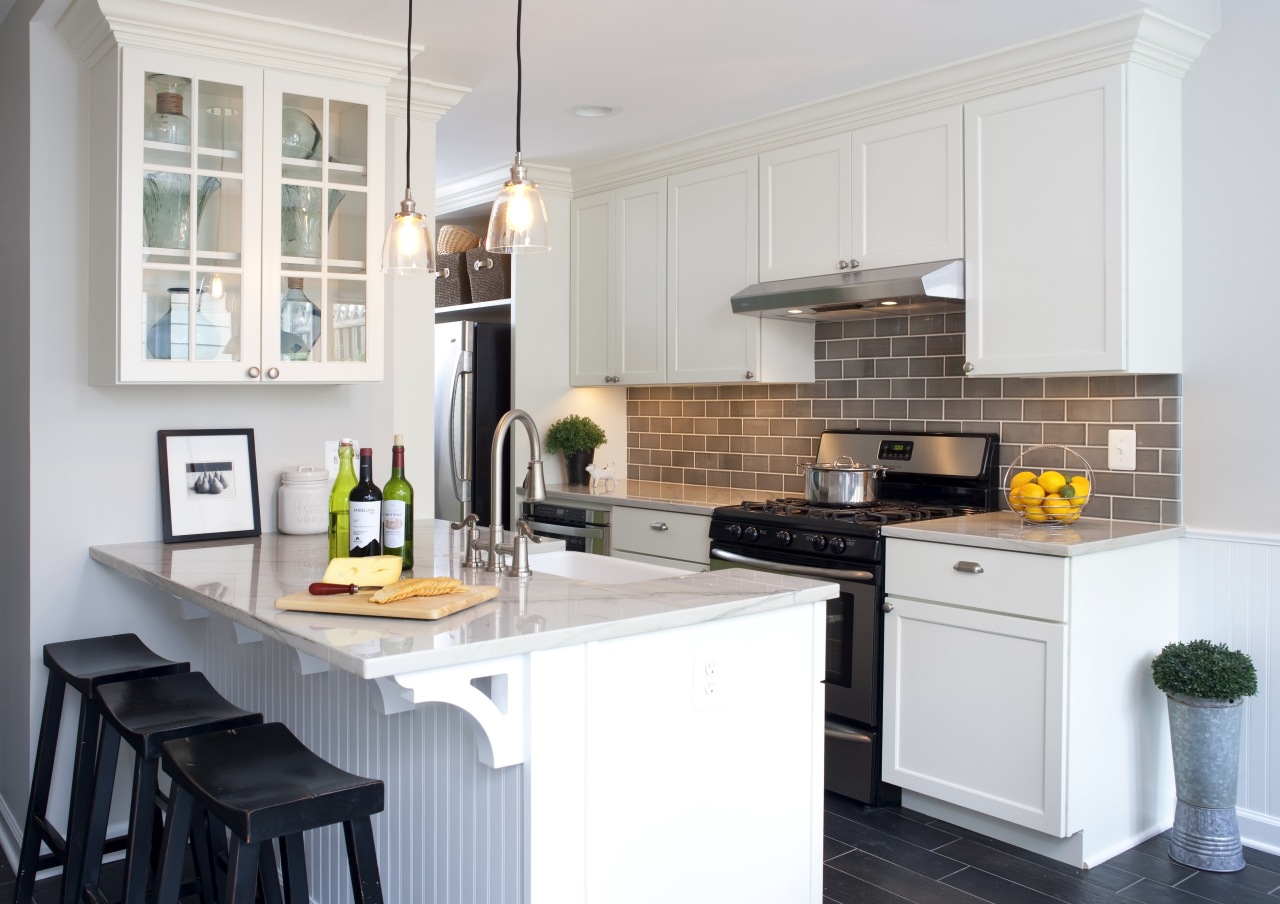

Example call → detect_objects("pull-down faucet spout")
487 409 546 572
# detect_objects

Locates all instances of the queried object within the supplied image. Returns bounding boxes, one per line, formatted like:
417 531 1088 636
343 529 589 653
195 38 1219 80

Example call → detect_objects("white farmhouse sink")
529 551 691 585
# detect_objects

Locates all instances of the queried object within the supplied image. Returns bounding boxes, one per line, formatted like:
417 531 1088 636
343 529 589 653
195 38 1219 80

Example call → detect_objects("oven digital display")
878 440 914 461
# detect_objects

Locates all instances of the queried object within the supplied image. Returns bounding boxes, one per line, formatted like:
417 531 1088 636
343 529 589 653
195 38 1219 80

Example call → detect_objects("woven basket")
437 225 481 255
465 248 512 302
434 252 470 307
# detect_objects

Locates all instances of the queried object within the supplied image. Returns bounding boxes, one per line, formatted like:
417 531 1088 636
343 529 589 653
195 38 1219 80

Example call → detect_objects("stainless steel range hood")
731 260 964 321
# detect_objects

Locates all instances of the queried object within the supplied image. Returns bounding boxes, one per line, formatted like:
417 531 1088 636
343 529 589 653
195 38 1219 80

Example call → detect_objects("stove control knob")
810 535 828 552
743 526 761 542
726 524 743 540
830 537 847 555
776 530 793 547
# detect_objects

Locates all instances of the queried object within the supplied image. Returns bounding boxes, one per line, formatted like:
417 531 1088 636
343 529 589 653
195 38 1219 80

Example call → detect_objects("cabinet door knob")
882 600 894 613
267 367 280 380
472 257 494 271
953 561 984 574
963 361 975 374
838 260 849 270
849 259 860 269
745 370 755 380
247 366 261 379
650 521 669 531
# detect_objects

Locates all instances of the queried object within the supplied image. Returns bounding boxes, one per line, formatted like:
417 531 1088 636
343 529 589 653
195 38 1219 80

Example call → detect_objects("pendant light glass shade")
485 153 550 253
381 0 437 275
383 193 436 273
487 0 550 253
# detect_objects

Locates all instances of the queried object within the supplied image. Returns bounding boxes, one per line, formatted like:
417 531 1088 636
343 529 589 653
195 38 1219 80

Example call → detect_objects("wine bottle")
327 439 358 559
381 434 414 569
348 447 383 557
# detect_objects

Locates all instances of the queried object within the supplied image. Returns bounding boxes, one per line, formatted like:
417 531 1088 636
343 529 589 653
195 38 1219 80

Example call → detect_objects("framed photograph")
158 428 261 543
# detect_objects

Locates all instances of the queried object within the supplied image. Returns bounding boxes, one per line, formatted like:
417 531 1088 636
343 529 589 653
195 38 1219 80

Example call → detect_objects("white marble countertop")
882 511 1185 556
89 519 834 680
536 480 774 515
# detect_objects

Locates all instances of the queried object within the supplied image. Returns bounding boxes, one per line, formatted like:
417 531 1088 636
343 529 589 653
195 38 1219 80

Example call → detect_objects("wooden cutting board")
274 585 501 620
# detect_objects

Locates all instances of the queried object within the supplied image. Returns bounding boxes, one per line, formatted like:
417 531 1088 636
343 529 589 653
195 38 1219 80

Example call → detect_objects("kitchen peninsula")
89 520 834 904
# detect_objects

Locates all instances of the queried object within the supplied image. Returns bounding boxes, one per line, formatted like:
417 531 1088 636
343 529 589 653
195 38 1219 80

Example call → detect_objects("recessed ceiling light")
879 300 899 306
787 309 804 314
570 104 618 118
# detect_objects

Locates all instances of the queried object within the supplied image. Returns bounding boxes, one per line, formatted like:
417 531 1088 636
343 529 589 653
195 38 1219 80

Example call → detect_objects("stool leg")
224 837 262 904
14 671 67 904
119 757 160 904
75 723 123 901
254 840 285 904
187 804 221 904
342 818 384 904
59 696 107 904
277 834 308 904
153 784 194 904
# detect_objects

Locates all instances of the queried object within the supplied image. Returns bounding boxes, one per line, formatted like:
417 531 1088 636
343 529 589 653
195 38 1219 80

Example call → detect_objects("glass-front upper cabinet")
103 49 383 384
261 73 383 383
119 49 263 383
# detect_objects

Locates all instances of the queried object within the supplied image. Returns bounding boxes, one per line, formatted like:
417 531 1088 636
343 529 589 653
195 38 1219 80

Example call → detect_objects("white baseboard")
1239 808 1280 857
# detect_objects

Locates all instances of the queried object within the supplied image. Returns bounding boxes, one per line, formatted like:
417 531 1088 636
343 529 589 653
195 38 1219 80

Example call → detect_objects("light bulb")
507 185 534 234
395 215 422 256
210 274 225 299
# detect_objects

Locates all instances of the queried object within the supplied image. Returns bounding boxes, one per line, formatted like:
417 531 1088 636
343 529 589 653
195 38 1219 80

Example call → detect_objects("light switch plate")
1108 429 1136 471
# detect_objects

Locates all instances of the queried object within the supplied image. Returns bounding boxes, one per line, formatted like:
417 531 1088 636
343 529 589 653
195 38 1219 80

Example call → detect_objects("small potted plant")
1151 639 1257 872
544 414 607 486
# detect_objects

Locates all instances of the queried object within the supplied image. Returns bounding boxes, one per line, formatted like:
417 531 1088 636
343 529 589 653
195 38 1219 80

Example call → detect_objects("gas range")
706 430 1000 807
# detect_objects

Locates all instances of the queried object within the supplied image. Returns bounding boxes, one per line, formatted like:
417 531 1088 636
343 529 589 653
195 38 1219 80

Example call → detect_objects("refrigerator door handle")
449 349 474 501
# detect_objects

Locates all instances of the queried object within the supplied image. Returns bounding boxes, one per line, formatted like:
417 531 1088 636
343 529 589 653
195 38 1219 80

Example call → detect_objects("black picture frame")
158 428 262 543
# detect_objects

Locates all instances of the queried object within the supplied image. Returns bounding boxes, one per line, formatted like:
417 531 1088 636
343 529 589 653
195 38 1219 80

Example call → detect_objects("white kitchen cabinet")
611 506 709 571
963 65 1181 376
85 44 383 385
667 158 813 384
570 178 667 386
759 107 963 282
883 535 1179 866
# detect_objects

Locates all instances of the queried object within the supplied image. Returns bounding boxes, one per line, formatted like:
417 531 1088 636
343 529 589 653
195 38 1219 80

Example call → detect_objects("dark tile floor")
824 792 1280 904
5 799 1279 903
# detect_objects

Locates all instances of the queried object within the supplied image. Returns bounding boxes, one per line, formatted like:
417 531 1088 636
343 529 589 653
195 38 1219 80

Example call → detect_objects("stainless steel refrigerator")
434 320 512 527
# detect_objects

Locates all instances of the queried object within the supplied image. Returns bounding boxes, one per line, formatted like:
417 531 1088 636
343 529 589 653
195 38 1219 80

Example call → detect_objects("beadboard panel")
1181 531 1280 855
199 621 522 904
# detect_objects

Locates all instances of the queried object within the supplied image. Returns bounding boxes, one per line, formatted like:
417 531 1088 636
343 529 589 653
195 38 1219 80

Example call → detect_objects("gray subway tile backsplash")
625 312 1182 524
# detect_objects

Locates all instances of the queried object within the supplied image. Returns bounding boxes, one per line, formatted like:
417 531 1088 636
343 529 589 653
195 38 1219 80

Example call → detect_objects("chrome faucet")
486 409 547 574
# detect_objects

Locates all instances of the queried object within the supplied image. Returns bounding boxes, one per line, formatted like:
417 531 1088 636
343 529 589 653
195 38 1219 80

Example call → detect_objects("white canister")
278 465 330 535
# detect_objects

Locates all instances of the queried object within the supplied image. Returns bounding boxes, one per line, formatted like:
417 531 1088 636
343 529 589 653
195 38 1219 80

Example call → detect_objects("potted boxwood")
544 414 607 486
1151 639 1257 872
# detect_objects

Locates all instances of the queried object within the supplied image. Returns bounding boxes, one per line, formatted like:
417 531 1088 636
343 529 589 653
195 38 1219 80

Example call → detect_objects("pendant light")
381 0 436 274
485 0 550 253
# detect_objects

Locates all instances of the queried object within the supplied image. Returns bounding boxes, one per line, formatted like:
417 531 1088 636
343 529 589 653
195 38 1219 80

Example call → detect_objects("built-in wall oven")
521 502 611 555
708 430 1000 806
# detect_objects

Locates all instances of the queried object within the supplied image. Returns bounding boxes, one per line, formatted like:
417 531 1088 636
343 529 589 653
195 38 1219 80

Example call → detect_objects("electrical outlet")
694 651 727 710
1108 429 1137 471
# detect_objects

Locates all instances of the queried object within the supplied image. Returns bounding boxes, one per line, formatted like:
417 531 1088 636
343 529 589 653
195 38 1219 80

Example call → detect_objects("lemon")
1042 495 1073 520
1068 492 1088 510
1009 471 1037 491
1023 505 1049 523
1070 476 1091 496
1012 483 1045 509
1053 508 1082 523
1037 471 1067 495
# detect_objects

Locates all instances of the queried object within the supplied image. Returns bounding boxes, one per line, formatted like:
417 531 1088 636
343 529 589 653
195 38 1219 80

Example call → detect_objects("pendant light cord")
404 0 413 196
515 0 523 155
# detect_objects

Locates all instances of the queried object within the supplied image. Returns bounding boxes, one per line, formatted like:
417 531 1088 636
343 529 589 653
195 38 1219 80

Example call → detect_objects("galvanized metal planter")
1166 694 1246 872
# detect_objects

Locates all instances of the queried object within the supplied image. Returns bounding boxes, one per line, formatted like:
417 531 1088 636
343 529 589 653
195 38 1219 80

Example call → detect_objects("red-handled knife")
308 582 383 595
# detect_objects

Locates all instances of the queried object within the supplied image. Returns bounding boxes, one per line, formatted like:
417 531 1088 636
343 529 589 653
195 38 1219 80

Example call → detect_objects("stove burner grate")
737 497 975 525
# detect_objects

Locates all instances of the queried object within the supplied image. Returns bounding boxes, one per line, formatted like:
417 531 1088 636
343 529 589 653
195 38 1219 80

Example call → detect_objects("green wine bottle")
382 434 414 569
327 439 358 559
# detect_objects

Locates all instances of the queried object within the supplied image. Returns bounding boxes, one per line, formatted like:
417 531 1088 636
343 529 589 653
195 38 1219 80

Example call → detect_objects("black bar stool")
154 722 386 904
14 634 188 904
77 671 263 904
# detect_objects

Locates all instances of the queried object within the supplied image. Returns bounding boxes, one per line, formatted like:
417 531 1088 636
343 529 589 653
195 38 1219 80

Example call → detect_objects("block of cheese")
320 555 403 587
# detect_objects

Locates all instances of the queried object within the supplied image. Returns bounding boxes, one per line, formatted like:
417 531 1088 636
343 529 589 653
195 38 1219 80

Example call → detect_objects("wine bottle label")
382 500 406 548
349 501 382 551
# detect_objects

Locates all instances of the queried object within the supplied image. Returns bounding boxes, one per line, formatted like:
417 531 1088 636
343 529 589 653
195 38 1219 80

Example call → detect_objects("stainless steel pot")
798 455 893 506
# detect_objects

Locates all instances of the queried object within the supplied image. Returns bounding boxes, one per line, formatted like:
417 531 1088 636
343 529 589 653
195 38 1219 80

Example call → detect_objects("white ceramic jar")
278 465 330 535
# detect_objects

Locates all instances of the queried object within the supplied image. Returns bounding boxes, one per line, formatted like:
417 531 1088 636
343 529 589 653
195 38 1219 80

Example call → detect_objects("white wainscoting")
1181 531 1280 856
199 622 523 904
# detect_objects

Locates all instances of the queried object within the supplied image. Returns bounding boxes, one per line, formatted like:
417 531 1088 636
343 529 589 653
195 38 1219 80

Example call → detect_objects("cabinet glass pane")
194 80 244 172
329 188 366 272
329 99 369 183
281 183 344 263
328 280 367 363
141 270 241 362
277 275 322 362
196 175 242 261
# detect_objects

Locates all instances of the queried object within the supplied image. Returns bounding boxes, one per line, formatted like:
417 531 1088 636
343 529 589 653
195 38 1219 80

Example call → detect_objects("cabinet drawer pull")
650 521 669 532
953 561 984 574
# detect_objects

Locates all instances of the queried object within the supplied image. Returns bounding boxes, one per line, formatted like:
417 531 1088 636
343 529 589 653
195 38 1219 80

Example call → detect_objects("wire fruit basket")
1003 444 1095 526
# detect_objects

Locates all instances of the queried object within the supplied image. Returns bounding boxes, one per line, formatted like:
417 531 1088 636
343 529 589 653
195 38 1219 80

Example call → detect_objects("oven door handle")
525 521 607 539
710 548 873 583
824 721 872 743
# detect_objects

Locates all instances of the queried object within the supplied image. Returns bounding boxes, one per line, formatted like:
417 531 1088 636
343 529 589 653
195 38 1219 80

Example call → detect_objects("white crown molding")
386 77 470 123
436 163 574 216
57 0 406 84
569 9 1211 195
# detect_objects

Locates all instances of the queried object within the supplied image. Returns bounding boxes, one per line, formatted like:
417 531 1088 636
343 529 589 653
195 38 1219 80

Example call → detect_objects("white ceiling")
25 0 1219 185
